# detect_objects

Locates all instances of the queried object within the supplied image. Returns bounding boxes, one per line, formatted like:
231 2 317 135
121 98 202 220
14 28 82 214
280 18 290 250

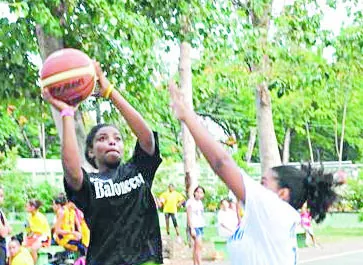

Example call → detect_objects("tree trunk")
305 122 314 163
250 2 282 174
282 128 291 164
245 127 256 163
338 98 348 167
256 82 282 173
36 25 86 165
334 116 339 157
179 42 197 199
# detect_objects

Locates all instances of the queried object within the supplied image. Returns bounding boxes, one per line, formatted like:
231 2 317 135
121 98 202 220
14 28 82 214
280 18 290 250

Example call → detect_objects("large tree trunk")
282 128 291 164
256 82 282 173
251 2 282 174
245 127 257 163
36 25 86 165
179 42 197 199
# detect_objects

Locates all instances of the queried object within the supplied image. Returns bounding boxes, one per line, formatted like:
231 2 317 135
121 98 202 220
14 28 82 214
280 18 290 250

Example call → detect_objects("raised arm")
169 81 245 202
42 89 83 191
94 62 155 155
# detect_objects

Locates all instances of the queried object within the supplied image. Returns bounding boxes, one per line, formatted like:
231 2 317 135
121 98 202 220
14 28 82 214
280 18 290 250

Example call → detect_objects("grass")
161 226 363 246
314 226 363 243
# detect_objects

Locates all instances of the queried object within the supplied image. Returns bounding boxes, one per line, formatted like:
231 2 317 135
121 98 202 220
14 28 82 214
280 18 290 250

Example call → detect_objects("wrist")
60 108 75 118
102 83 115 99
181 108 195 123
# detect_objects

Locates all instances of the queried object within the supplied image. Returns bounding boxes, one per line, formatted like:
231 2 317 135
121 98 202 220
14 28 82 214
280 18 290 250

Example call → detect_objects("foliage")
343 173 363 219
0 171 61 214
0 0 362 169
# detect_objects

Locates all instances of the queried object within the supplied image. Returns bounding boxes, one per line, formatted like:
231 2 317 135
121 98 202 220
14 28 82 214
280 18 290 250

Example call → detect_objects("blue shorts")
193 227 204 237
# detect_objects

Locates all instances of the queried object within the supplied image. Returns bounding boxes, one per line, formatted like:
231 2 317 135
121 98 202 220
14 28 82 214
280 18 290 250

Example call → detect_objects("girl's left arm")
94 62 154 155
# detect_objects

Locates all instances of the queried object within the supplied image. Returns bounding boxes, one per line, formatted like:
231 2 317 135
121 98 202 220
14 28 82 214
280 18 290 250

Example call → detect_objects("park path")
164 237 363 265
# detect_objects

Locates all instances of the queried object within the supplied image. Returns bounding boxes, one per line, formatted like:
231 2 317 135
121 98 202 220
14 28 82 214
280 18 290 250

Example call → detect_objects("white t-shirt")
217 209 238 237
228 175 300 265
186 198 205 228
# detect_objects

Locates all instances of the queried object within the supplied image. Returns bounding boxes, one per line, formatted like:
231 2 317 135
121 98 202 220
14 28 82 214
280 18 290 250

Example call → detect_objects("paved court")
299 250 363 265
198 238 363 265
298 238 363 265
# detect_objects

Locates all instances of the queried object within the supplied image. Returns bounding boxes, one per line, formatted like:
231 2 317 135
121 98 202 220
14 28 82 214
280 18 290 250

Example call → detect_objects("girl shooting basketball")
43 61 162 265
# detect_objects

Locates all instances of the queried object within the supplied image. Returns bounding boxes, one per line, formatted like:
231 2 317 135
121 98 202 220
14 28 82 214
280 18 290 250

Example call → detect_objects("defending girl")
168 81 344 265
43 61 162 265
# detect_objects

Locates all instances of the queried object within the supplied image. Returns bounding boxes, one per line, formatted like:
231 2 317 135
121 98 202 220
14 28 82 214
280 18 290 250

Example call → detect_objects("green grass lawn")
314 226 363 243
161 226 363 246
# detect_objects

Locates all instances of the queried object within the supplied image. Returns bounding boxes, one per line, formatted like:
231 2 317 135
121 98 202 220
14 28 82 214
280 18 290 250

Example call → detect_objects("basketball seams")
40 64 95 88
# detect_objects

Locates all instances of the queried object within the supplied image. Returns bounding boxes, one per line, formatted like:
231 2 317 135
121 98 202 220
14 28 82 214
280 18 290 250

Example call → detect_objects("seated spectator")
24 199 51 263
217 199 238 238
0 186 12 265
53 195 86 256
8 237 34 265
68 201 90 251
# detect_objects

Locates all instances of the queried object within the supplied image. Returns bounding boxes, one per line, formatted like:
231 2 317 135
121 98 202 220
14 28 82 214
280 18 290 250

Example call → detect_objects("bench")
212 236 229 260
296 225 307 248
36 245 65 265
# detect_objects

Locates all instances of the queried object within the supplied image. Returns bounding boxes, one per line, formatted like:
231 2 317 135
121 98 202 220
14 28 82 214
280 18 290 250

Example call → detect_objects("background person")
186 186 205 265
0 186 11 265
217 199 238 238
8 237 34 265
24 199 51 263
159 184 185 239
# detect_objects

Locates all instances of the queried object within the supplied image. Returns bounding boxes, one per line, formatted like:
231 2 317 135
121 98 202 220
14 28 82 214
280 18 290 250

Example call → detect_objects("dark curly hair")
53 194 67 206
28 199 42 209
85 123 119 169
193 186 205 198
272 164 342 223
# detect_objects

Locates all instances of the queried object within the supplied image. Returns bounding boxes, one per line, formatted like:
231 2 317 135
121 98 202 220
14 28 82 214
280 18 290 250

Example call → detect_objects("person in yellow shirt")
67 201 90 250
0 186 12 265
159 184 185 238
71 203 90 248
24 199 51 263
53 195 86 256
8 237 34 265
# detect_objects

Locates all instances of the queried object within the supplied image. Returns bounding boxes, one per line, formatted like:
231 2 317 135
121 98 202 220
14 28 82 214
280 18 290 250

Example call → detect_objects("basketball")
40 48 95 106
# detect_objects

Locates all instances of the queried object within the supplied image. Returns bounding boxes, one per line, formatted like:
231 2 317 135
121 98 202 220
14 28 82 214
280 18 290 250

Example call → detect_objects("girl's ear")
88 148 95 159
277 187 290 202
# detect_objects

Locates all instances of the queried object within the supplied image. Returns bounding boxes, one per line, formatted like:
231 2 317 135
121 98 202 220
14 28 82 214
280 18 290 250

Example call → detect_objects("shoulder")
36 212 47 220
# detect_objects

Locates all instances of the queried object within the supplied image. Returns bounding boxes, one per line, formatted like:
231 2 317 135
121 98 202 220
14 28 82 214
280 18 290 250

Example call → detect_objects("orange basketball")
40 48 95 106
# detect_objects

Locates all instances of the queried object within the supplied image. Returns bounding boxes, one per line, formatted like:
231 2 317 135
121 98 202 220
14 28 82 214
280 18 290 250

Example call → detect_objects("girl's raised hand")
93 60 111 97
168 80 189 121
42 88 75 111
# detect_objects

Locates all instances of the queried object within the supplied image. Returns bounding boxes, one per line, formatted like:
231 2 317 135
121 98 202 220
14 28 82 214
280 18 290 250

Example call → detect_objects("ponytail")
273 164 343 224
302 164 342 223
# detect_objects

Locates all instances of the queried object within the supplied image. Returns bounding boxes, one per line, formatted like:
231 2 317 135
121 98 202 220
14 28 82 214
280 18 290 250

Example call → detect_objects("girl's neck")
31 210 38 216
98 165 118 174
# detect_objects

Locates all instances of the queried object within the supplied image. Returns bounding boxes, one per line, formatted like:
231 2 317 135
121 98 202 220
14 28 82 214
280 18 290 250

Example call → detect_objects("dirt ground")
162 236 227 265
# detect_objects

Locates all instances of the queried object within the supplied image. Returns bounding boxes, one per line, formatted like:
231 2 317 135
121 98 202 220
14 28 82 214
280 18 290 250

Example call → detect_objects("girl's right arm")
42 89 83 191
54 210 72 236
169 82 246 202
186 204 196 238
